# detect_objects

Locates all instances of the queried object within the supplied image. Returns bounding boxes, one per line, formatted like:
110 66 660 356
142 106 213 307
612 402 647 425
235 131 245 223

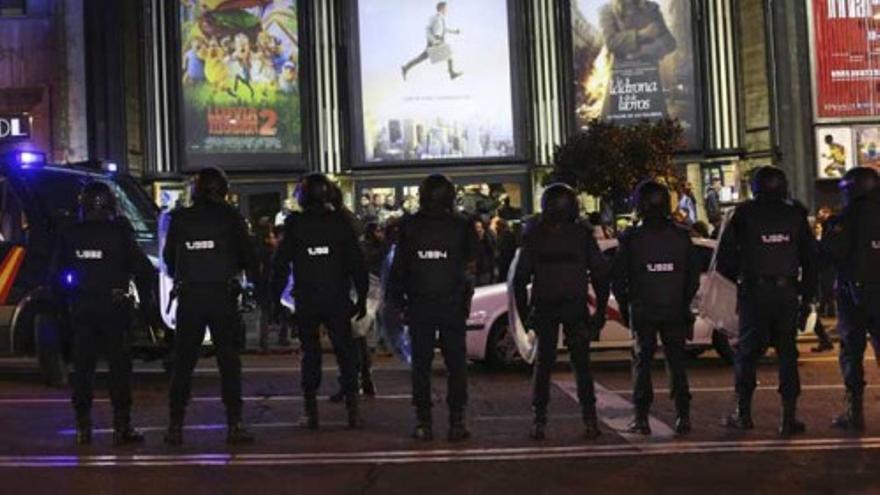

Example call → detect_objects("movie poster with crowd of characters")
856 126 880 172
570 0 699 148
178 0 301 168
356 0 518 164
810 1 880 120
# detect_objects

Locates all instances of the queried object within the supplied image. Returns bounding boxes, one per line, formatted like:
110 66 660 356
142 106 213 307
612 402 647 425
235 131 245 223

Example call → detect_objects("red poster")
812 1 880 120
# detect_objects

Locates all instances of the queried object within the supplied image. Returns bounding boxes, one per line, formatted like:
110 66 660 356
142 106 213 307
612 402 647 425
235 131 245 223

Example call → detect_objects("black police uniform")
49 218 153 439
512 218 610 433
388 210 479 433
163 199 257 428
822 190 880 428
611 217 699 433
717 197 817 429
271 208 368 419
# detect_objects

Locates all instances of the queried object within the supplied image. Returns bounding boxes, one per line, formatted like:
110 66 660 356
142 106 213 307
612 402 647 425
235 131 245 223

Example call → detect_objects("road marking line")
0 394 413 406
7 381 878 406
554 380 676 443
57 421 347 436
6 437 880 468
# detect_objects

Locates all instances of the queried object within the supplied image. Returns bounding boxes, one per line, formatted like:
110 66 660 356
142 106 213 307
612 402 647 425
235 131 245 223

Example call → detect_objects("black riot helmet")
79 181 118 221
192 167 229 203
418 174 456 215
540 183 579 225
633 180 671 219
750 166 788 200
839 167 880 206
296 173 332 210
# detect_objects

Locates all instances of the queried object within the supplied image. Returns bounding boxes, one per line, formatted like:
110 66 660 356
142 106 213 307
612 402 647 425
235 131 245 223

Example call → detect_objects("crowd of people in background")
241 176 848 359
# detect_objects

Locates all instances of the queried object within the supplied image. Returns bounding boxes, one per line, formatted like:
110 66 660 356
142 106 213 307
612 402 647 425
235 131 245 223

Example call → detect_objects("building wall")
0 0 87 162
737 0 771 162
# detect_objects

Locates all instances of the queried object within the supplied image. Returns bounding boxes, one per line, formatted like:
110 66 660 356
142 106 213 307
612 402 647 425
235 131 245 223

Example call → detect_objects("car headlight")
467 310 488 328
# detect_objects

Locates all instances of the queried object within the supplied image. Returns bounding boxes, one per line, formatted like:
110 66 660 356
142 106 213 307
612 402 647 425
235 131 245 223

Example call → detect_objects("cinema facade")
0 0 852 223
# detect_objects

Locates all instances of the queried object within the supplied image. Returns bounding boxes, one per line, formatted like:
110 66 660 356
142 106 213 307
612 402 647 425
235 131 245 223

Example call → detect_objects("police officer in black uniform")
611 181 700 435
271 173 369 430
388 174 479 442
512 184 610 440
717 166 817 436
821 167 880 431
49 181 154 446
163 167 257 445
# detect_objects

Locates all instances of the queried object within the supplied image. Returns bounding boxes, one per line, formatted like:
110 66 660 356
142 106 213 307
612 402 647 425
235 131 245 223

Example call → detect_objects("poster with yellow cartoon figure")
179 0 300 165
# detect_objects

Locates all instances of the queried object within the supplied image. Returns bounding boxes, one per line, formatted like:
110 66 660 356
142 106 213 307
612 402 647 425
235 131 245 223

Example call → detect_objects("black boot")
530 409 547 440
302 395 319 430
113 414 144 447
75 415 92 446
832 391 865 431
164 414 184 446
346 397 364 430
779 400 806 436
447 414 471 442
583 408 601 440
724 395 754 430
675 400 691 435
227 421 255 444
626 414 651 435
412 410 433 441
448 412 471 442
361 373 377 397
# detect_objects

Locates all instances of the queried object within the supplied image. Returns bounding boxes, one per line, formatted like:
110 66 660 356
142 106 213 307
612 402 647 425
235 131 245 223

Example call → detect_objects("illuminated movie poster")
178 0 301 168
810 2 880 120
815 126 854 180
570 0 699 148
356 0 517 164
855 126 880 172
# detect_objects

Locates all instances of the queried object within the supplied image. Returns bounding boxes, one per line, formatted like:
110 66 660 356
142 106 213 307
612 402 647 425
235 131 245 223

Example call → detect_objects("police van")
0 151 165 385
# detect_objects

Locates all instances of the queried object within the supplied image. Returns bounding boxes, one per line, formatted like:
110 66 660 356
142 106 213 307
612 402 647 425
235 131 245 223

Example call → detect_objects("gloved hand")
684 310 696 341
269 301 284 325
352 298 368 321
796 302 812 333
588 310 606 341
517 305 534 331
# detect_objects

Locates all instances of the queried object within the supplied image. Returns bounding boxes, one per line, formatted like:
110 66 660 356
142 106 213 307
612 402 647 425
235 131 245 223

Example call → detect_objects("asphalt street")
1 343 879 494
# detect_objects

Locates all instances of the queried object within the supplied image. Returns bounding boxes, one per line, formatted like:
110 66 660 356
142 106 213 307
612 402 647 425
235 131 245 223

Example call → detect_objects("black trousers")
837 285 880 395
409 300 468 419
169 284 243 423
70 296 132 425
734 283 801 402
531 302 595 418
297 301 359 401
630 313 691 413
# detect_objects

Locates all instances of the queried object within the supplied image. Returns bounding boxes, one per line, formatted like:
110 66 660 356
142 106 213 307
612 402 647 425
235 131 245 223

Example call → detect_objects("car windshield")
19 169 157 240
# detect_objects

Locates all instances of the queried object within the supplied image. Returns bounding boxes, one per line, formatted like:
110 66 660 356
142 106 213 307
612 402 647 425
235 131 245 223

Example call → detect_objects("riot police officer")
610 181 699 435
163 167 257 445
512 183 610 440
388 174 479 442
717 166 817 436
49 181 154 446
271 173 369 430
821 167 880 431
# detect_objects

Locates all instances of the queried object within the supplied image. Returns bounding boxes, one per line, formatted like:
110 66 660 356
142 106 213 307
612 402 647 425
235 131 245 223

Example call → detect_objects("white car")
463 238 736 367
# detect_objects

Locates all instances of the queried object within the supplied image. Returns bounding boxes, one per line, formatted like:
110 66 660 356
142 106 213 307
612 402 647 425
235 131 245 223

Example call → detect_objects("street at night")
1 344 879 494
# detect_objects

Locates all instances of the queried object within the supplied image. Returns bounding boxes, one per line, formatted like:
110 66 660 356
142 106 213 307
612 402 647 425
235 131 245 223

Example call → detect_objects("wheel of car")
485 315 523 369
712 330 735 364
35 314 67 388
